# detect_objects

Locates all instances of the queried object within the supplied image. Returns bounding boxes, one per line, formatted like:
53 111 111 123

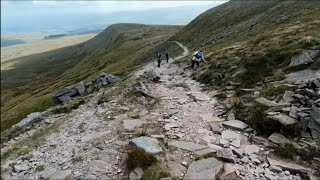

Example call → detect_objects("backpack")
195 51 203 59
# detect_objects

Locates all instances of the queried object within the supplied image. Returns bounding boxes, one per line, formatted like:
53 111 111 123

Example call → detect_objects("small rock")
227 113 236 121
222 120 248 131
130 136 163 154
268 133 291 145
13 162 29 172
289 106 298 119
232 148 244 158
244 145 260 155
269 165 283 173
220 139 229 146
123 119 143 131
216 148 235 163
209 123 221 134
240 156 249 163
221 130 241 140
194 148 217 158
129 167 144 180
230 139 241 148
284 170 290 175
181 161 188 167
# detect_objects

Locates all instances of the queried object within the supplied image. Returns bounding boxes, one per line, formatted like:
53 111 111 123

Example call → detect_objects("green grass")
1 24 183 132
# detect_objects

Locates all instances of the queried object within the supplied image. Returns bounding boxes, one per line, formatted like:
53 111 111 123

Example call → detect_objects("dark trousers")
166 55 169 63
192 60 199 69
158 60 161 67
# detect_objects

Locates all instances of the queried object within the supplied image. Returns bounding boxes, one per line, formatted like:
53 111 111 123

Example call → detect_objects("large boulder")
184 158 223 180
267 113 298 125
289 51 315 67
222 120 248 131
52 87 78 104
74 81 86 96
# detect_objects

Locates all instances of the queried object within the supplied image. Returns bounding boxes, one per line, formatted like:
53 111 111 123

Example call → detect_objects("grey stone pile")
52 73 118 105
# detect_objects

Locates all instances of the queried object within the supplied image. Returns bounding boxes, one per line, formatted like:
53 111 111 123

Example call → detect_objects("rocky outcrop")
289 51 316 67
53 73 118 105
13 112 45 129
142 70 161 83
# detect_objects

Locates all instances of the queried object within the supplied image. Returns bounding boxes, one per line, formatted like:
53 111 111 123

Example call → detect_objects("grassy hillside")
1 23 183 131
170 0 320 86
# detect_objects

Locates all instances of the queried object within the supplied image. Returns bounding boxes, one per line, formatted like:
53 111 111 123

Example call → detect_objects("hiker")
165 52 169 63
156 53 162 68
191 50 206 70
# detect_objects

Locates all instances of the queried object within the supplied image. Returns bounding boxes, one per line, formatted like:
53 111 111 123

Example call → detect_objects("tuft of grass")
72 156 83 163
128 111 140 119
261 84 293 98
141 163 171 180
126 148 157 171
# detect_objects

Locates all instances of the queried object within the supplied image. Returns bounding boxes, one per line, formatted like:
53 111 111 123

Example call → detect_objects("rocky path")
1 41 316 180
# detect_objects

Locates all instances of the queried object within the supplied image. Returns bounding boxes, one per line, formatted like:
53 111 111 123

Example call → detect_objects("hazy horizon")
1 1 227 36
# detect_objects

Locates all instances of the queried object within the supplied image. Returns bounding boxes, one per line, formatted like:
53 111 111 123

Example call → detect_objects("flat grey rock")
222 120 248 131
244 144 260 155
268 133 291 145
289 106 298 119
289 51 313 67
189 92 210 101
49 170 73 180
216 148 235 163
129 167 144 180
13 162 29 172
200 114 224 122
208 122 221 134
255 97 289 107
184 158 223 180
221 130 241 140
194 148 217 158
267 157 310 174
267 114 298 125
167 161 186 178
168 140 207 152
131 136 163 154
282 91 295 103
286 69 320 82
123 119 142 131
227 113 236 121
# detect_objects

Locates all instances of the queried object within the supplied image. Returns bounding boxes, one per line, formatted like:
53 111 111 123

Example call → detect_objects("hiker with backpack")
191 50 206 69
156 53 162 68
165 52 169 63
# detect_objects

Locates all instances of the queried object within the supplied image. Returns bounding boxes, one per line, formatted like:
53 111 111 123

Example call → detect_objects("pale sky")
1 1 227 34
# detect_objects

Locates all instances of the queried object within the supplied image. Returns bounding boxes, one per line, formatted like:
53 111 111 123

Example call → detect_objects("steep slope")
170 1 319 87
1 24 183 131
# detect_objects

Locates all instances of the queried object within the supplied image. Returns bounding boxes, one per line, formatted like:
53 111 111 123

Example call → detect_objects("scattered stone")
267 114 298 125
167 161 186 179
265 173 277 180
168 140 207 152
129 167 144 180
49 170 73 180
221 130 241 140
216 148 235 163
230 139 241 148
123 119 142 131
168 109 179 116
222 120 248 131
189 92 210 101
244 145 260 155
40 167 58 179
268 133 291 145
184 158 223 180
131 136 163 154
251 136 268 145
